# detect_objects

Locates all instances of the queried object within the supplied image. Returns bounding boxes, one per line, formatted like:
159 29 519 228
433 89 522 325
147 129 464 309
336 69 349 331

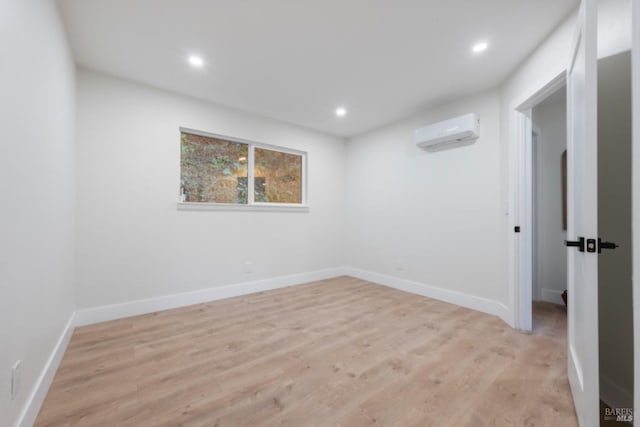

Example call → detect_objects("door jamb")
511 2 639 415
512 72 566 331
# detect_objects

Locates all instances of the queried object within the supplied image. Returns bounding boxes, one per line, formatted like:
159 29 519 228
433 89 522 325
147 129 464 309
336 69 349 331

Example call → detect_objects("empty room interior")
1 0 637 426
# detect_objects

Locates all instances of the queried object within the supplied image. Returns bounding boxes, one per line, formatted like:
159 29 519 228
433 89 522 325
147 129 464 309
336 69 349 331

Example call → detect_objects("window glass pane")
254 147 303 203
181 132 249 203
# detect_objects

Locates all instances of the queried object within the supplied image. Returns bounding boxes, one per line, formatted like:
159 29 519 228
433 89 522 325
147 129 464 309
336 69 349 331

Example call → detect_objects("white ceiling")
58 0 578 137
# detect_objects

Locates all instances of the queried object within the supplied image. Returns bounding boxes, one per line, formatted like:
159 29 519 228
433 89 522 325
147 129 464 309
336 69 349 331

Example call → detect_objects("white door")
566 0 599 425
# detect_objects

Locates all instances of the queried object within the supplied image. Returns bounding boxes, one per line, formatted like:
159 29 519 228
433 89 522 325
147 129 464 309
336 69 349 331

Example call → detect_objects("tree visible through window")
180 132 248 203
254 147 302 203
180 130 305 205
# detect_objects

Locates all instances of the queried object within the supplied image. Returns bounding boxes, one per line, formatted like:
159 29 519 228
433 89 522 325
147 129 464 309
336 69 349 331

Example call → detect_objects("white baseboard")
14 267 517 426
74 267 347 327
600 374 633 411
17 312 75 427
540 288 565 306
344 267 512 326
15 268 347 426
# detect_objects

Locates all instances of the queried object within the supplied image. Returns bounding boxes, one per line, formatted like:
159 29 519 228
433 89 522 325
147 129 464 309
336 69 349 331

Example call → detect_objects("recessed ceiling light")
335 107 347 117
472 42 489 53
188 55 204 68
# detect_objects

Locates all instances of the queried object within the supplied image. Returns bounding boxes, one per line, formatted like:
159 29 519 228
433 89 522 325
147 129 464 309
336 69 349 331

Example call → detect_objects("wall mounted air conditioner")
414 113 480 152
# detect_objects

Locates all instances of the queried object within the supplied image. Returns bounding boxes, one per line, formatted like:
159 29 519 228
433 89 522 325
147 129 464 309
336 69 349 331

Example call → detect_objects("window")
179 128 307 209
253 147 303 203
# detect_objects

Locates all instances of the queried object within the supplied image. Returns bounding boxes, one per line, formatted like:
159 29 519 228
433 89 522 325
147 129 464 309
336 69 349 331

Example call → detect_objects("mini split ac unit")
414 113 480 152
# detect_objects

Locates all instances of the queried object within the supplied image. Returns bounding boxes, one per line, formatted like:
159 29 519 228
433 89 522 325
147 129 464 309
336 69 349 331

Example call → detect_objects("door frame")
512 72 566 331
511 1 639 418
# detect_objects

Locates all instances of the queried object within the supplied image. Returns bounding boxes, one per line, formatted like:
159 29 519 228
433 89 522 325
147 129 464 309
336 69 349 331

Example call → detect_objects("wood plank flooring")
35 277 577 426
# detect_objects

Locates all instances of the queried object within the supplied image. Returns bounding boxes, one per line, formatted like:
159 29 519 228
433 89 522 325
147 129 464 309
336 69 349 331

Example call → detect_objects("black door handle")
598 238 619 253
565 237 585 252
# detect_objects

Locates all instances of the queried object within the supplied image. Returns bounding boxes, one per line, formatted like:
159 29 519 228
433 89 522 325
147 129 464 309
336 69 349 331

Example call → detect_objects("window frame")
177 127 309 212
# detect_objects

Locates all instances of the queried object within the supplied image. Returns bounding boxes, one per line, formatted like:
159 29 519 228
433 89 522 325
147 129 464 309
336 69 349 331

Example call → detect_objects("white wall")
0 1 76 426
0 1 632 424
75 69 346 309
345 91 506 306
532 97 567 304
598 0 632 59
500 0 632 328
342 6 585 326
499 10 577 326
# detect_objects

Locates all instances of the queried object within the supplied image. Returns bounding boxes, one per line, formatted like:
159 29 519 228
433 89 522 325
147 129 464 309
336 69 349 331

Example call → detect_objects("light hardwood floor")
35 277 577 426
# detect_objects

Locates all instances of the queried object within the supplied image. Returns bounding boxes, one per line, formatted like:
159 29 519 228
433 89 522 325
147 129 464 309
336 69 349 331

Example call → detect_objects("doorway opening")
516 51 634 425
531 86 568 325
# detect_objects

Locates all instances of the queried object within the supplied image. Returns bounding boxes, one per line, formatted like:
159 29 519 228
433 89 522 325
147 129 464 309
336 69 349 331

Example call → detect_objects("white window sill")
177 202 310 213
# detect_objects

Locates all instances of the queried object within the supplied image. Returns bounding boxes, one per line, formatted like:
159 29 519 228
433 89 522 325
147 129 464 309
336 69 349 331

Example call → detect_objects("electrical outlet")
244 261 253 274
11 360 21 400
